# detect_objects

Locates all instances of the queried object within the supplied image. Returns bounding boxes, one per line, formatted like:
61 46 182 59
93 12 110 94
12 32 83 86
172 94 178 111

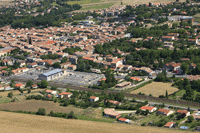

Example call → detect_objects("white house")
140 106 157 113
45 90 57 95
89 96 99 102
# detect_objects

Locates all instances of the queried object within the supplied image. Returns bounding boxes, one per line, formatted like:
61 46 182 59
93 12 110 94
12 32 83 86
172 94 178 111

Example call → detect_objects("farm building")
105 100 121 106
157 108 174 116
38 69 63 81
140 106 157 113
89 96 99 102
164 122 175 128
118 118 131 124
104 108 121 118
115 81 131 88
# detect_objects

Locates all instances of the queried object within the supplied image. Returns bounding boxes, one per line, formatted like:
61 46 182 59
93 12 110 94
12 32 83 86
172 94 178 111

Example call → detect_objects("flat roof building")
38 69 63 81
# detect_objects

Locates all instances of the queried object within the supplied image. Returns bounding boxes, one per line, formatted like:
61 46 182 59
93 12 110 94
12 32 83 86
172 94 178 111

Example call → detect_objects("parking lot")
52 71 105 86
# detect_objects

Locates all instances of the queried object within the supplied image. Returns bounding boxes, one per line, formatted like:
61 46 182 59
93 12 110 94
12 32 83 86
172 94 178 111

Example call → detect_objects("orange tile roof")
140 106 155 111
164 122 175 127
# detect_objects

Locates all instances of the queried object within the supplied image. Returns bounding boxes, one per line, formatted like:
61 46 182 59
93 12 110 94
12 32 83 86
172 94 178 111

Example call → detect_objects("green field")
81 3 114 10
66 0 101 5
193 13 200 23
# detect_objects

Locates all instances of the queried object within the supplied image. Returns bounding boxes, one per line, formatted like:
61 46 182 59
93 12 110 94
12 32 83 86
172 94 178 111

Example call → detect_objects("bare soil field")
0 100 83 114
130 82 179 97
0 111 191 133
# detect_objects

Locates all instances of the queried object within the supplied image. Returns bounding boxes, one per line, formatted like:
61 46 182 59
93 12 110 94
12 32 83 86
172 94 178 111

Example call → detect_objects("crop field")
0 100 83 114
0 111 191 133
66 0 101 5
130 82 179 97
82 3 114 10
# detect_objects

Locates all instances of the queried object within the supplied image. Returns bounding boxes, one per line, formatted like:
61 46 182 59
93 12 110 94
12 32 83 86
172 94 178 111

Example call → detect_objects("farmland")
0 111 191 133
130 82 179 97
0 100 83 114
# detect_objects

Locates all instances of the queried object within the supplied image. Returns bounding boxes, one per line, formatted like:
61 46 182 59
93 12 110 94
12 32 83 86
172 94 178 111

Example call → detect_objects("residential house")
4 85 11 90
68 65 77 70
15 83 25 89
58 92 72 98
162 36 175 42
191 111 200 120
18 60 26 67
31 84 38 89
164 122 175 128
130 77 142 82
177 110 190 117
60 62 71 69
104 108 121 118
0 86 4 90
89 96 99 102
157 108 174 116
140 106 157 113
27 62 37 68
189 63 196 70
105 100 121 106
45 90 57 95
118 118 131 124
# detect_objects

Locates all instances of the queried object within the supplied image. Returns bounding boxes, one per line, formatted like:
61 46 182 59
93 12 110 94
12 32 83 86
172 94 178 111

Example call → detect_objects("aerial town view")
1 0 200 132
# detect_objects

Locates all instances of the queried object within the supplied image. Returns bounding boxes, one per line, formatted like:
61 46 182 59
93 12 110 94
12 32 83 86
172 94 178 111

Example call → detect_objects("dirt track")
0 111 191 133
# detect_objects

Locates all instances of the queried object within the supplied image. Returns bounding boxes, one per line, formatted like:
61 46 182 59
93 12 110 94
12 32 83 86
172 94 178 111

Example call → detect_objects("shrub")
36 108 46 116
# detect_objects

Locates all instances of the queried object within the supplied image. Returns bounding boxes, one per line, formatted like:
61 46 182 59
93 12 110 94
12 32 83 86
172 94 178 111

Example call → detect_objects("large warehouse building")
38 69 63 81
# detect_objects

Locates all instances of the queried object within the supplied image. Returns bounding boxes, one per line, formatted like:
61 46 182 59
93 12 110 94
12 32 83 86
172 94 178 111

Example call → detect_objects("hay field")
0 100 83 114
130 82 179 97
0 111 191 133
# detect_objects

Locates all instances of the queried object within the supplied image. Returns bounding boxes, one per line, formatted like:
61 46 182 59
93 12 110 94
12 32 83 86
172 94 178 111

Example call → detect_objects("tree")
115 92 125 102
52 62 60 68
180 63 189 74
165 90 168 99
36 108 46 116
51 86 57 90
8 92 13 98
38 80 49 88
188 115 194 123
28 89 31 93
26 80 33 87
68 111 76 119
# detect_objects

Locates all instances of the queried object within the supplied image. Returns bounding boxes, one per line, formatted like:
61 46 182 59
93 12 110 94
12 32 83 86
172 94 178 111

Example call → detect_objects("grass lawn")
66 0 101 5
81 3 114 10
136 113 164 125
